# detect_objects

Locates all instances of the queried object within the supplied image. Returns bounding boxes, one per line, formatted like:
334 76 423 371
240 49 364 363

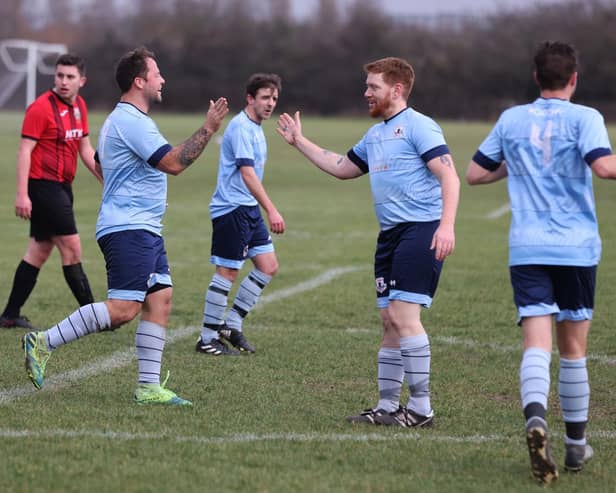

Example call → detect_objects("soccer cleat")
374 406 434 427
134 372 192 406
564 443 593 472
22 331 51 390
218 325 255 353
346 407 389 424
195 336 240 356
525 417 559 484
1 315 36 330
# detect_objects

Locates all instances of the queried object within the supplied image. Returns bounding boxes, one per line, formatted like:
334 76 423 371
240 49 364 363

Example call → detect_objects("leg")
53 234 94 306
197 266 240 356
556 320 593 471
1 239 53 327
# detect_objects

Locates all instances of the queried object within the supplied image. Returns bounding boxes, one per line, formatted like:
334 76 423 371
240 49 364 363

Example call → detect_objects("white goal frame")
0 39 67 108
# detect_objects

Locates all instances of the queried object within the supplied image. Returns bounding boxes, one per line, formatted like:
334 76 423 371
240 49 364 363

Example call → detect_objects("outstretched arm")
157 97 229 175
466 159 508 185
277 111 363 180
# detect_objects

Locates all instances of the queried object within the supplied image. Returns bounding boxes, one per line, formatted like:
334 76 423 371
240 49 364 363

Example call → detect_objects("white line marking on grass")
0 266 363 406
345 330 616 366
0 428 613 444
486 203 510 219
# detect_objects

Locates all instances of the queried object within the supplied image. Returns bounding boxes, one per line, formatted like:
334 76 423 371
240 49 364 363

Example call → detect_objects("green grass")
1 111 615 492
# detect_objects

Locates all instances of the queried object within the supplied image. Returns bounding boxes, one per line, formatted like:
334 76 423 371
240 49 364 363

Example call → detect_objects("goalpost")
0 39 67 109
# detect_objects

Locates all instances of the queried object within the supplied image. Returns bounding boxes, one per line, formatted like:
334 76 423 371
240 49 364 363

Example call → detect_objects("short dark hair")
534 41 578 90
364 57 415 100
115 46 155 94
55 53 86 76
246 73 282 97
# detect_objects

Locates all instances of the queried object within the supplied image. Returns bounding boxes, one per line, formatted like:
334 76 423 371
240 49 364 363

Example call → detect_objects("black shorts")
28 179 77 241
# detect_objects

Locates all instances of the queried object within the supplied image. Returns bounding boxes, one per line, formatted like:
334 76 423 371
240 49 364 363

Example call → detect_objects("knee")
259 258 279 277
107 301 142 328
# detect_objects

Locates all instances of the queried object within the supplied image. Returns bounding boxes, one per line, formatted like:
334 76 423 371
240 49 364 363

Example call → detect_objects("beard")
367 96 390 118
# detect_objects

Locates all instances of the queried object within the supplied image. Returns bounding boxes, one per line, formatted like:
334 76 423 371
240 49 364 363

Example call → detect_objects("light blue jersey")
474 98 612 266
95 102 172 240
209 111 267 219
348 108 449 231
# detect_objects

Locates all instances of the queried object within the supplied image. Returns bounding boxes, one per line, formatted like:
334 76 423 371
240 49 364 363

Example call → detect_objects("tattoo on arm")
323 149 344 166
179 127 211 167
336 155 344 165
439 155 453 167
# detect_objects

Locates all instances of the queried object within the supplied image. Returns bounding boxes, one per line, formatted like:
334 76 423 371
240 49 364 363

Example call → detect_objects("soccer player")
196 73 284 356
22 47 228 405
0 54 102 330
277 57 460 427
466 41 616 484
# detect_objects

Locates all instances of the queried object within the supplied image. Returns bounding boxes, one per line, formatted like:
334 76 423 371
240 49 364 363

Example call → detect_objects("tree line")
3 0 616 119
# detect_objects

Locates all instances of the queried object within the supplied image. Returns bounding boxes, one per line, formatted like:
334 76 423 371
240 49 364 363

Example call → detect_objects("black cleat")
218 326 255 353
345 408 389 424
525 417 558 485
195 337 240 356
374 406 434 428
0 315 36 330
564 443 593 472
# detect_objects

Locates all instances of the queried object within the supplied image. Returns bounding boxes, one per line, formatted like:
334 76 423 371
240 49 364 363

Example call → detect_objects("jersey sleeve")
20 102 48 140
578 109 612 165
409 115 448 161
127 118 171 167
78 97 89 137
348 134 369 174
231 126 256 167
475 116 505 170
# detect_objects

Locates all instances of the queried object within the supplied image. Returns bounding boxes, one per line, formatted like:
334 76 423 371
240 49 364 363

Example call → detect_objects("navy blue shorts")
210 205 274 269
28 179 77 241
510 264 596 322
374 221 443 309
97 230 172 302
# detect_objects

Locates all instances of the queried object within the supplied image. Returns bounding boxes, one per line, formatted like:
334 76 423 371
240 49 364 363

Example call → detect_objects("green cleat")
134 372 192 406
22 331 51 390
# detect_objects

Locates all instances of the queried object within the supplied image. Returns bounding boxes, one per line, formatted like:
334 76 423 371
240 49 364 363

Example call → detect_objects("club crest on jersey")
375 277 387 294
393 127 404 138
74 107 81 121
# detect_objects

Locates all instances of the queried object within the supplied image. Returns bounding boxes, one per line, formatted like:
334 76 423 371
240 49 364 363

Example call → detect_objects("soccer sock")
559 357 589 444
400 334 432 416
46 302 111 350
63 263 94 306
136 320 166 385
2 260 39 318
376 347 403 412
201 273 232 341
225 269 272 331
520 347 551 418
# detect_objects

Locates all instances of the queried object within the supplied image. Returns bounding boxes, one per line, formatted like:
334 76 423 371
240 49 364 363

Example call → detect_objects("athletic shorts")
210 205 274 269
28 179 77 241
510 264 596 322
97 229 172 302
374 220 443 309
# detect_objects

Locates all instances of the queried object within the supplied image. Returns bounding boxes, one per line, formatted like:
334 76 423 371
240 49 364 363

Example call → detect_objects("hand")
204 97 229 134
430 223 455 261
277 111 302 145
267 208 285 234
15 193 32 220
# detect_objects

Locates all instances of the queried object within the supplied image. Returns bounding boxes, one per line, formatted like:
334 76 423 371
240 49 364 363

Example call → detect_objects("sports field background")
0 111 614 492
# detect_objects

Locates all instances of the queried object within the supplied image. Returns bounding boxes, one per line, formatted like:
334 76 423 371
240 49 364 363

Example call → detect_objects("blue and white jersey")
474 98 612 266
209 111 267 219
348 108 449 231
95 103 172 240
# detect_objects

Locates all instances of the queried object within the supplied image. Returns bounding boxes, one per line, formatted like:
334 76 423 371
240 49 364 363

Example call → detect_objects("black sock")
524 402 546 421
63 263 94 306
2 260 39 318
565 421 587 441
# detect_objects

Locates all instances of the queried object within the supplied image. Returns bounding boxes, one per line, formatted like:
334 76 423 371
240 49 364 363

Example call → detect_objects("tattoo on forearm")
336 155 344 165
439 155 452 167
179 127 211 167
323 149 344 166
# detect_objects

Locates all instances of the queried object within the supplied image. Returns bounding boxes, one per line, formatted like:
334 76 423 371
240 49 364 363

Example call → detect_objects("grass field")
0 110 615 493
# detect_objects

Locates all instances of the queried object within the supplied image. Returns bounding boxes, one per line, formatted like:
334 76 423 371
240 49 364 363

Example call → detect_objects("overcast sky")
291 0 568 17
